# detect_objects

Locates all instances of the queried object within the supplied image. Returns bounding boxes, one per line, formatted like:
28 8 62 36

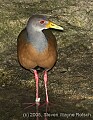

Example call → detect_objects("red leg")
34 70 40 104
23 70 40 109
44 70 49 104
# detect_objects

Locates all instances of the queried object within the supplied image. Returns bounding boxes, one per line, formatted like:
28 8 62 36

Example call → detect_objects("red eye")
40 20 45 24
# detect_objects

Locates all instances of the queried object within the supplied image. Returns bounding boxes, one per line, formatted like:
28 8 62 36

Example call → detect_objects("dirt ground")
0 0 93 120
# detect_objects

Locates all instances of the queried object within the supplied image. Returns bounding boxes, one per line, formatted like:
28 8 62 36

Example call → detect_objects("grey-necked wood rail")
17 15 63 105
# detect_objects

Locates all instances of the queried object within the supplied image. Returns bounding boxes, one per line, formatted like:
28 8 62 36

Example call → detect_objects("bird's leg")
33 70 40 105
44 70 49 104
23 70 40 109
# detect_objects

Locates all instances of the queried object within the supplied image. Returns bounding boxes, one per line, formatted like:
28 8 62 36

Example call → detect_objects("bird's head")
27 15 63 32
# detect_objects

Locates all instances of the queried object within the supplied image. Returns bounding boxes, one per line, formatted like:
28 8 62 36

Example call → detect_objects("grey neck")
27 29 48 52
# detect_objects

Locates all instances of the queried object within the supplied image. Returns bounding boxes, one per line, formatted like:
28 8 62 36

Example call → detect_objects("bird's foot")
39 101 58 108
35 97 40 103
39 101 50 107
23 102 36 109
23 98 40 109
35 97 40 106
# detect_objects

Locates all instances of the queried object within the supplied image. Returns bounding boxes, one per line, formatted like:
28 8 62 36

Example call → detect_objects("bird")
17 15 63 106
